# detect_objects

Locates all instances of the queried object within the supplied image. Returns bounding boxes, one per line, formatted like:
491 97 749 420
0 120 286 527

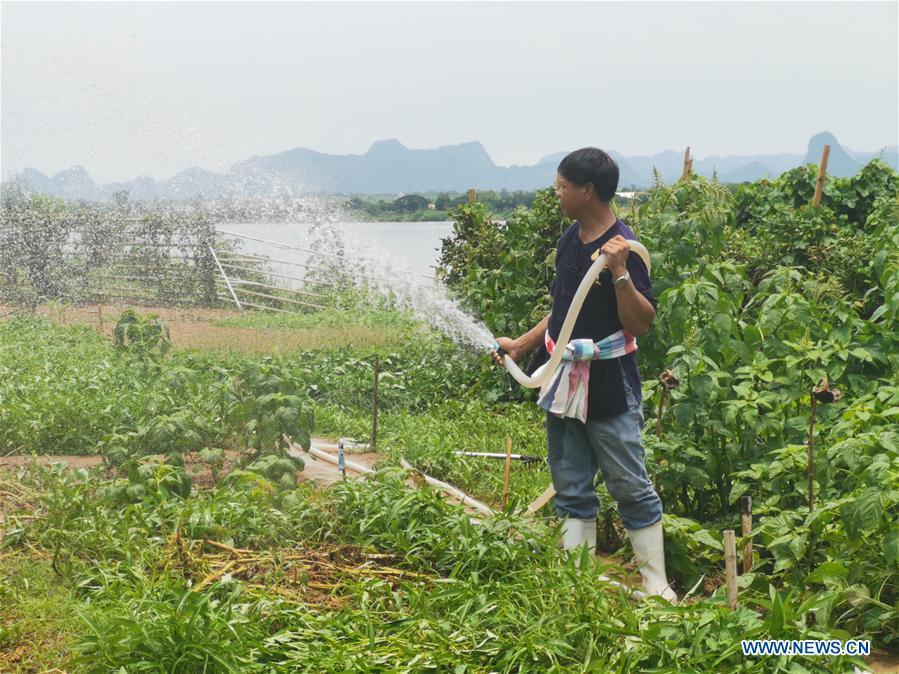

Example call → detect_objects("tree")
392 194 428 212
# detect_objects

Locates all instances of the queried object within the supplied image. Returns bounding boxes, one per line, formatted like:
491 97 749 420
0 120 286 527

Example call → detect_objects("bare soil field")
2 303 406 352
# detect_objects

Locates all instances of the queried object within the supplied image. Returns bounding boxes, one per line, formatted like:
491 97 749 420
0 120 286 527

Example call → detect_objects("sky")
1 1 897 183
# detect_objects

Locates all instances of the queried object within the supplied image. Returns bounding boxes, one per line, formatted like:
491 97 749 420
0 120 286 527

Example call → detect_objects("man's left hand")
601 235 631 277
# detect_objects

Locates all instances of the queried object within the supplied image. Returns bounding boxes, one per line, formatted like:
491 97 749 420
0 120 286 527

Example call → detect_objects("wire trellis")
1 197 338 316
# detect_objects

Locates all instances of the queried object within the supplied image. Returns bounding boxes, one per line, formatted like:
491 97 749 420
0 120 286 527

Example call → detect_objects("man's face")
555 174 588 219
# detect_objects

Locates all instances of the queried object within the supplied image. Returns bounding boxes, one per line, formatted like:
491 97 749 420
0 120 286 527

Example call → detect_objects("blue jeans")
545 368 662 530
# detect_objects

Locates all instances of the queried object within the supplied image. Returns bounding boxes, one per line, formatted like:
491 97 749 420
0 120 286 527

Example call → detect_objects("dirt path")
293 438 384 487
0 455 105 469
865 654 899 674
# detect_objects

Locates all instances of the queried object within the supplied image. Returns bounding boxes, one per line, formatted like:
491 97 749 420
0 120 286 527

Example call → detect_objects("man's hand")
601 235 631 277
490 336 520 366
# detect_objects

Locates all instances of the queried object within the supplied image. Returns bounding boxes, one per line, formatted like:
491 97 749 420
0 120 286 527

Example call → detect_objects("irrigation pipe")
298 442 493 516
498 240 651 388
304 444 374 476
399 458 495 518
301 445 643 598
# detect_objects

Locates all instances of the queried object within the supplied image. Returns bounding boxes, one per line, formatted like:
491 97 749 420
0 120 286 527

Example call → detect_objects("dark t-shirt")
534 219 656 421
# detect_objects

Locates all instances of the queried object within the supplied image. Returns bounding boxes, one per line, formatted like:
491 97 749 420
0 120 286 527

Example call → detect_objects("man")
491 147 676 601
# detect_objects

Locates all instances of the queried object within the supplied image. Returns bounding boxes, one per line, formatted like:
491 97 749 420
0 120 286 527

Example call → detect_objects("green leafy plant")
113 308 171 358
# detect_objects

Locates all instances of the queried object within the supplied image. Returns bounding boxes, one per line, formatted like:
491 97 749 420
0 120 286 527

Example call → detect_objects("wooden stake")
740 496 753 573
653 387 667 496
655 387 668 438
682 147 691 180
807 390 817 512
526 483 556 516
655 370 679 437
97 305 104 334
812 144 830 207
502 436 513 510
467 188 477 203
371 355 380 452
723 529 738 609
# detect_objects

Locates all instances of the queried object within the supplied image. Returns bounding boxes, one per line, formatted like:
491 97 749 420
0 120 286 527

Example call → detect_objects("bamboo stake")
371 356 380 452
655 387 668 438
807 390 818 512
502 436 513 510
740 496 752 573
807 376 841 513
682 147 691 180
654 370 679 495
723 529 738 609
812 145 830 207
656 370 680 438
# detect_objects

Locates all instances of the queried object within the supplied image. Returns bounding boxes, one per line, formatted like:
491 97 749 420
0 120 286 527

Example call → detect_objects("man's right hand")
490 337 521 366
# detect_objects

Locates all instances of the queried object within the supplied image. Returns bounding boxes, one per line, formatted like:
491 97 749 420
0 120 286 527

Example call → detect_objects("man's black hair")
557 148 619 202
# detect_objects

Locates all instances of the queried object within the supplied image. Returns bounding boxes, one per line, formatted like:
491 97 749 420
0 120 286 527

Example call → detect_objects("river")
217 221 454 278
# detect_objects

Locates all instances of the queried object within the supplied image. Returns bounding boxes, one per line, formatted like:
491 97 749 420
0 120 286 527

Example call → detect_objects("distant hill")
804 131 861 178
8 132 897 201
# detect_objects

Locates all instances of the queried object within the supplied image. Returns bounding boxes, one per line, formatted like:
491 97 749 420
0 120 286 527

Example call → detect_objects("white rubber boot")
561 517 596 562
626 521 678 602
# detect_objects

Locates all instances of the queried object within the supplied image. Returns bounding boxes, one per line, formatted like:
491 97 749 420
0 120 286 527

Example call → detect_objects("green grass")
1 308 896 669
0 554 80 672
314 399 550 510
0 462 869 673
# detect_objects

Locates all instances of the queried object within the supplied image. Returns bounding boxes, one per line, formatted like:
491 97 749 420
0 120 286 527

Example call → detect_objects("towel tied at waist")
535 329 638 422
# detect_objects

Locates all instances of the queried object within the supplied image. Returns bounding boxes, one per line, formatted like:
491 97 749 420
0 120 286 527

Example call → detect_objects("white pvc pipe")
501 240 651 388
308 445 374 475
399 458 495 517
208 244 242 309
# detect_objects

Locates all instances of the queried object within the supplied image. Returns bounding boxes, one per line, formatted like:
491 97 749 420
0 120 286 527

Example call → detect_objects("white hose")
500 240 651 388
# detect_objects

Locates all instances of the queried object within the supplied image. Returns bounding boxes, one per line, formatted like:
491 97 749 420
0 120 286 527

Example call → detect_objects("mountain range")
8 132 897 202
